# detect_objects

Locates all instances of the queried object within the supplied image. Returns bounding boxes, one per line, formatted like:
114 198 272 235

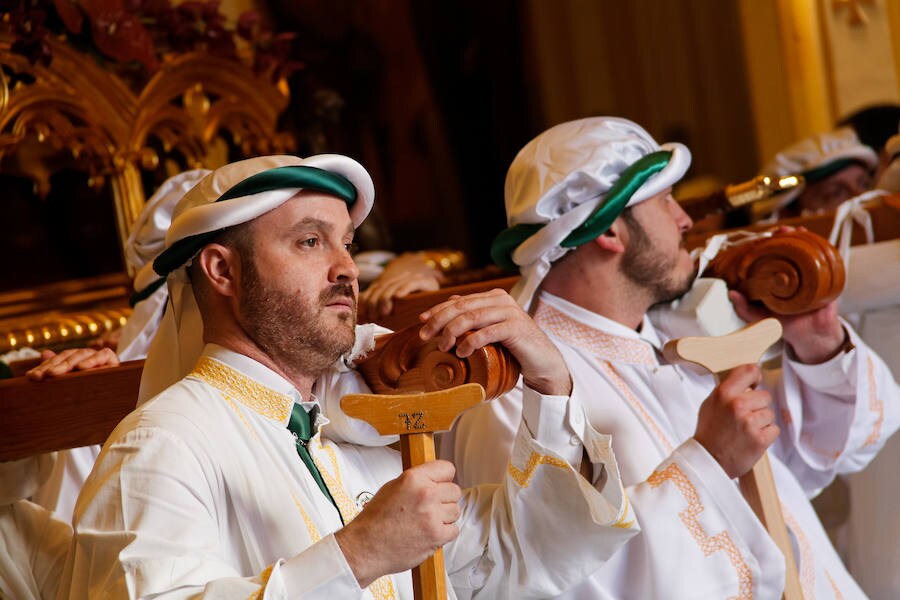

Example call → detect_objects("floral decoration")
2 0 303 83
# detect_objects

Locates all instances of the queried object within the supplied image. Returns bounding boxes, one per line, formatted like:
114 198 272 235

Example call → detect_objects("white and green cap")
494 117 691 309
139 154 375 403
761 127 878 210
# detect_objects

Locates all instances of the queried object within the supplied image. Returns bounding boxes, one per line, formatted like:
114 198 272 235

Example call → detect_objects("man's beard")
238 256 357 379
620 216 696 307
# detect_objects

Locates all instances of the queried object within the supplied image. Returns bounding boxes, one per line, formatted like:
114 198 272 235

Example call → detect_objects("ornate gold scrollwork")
0 33 296 351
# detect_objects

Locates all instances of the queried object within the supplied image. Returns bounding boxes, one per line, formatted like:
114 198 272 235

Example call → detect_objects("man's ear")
592 218 628 254
196 244 240 297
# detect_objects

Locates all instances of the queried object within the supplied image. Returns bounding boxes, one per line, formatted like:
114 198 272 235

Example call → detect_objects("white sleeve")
770 320 900 493
445 381 638 599
0 500 72 600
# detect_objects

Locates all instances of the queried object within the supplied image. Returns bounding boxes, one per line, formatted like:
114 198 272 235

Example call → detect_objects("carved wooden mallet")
341 324 520 600
663 318 804 600
341 383 483 600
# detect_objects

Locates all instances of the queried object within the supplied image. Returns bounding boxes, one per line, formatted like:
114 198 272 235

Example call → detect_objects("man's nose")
672 198 693 232
332 246 360 282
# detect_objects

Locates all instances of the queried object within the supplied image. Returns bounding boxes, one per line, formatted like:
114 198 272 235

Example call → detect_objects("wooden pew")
684 194 900 251
0 327 518 462
0 361 144 462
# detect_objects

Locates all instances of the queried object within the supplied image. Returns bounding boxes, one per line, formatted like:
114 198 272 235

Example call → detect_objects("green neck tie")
288 404 342 521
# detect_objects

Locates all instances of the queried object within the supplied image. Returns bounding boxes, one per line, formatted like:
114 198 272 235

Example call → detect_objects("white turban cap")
117 169 211 361
139 154 374 403
496 117 691 309
761 127 878 210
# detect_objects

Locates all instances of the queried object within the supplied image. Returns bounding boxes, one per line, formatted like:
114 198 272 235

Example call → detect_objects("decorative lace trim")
507 451 569 488
247 564 274 600
293 496 321 544
612 493 636 529
782 506 814 598
648 463 753 600
826 571 844 599
191 356 293 422
863 356 884 447
535 300 656 365
312 435 396 600
190 359 381 594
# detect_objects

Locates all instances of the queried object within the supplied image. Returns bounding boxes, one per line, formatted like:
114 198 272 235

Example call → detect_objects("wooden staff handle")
342 384 488 600
402 432 446 600
664 319 803 600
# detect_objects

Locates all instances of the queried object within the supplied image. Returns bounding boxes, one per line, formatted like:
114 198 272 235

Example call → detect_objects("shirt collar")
192 344 319 426
536 291 659 365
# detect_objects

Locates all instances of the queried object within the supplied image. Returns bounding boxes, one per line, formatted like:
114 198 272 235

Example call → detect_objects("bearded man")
62 154 638 599
445 117 900 598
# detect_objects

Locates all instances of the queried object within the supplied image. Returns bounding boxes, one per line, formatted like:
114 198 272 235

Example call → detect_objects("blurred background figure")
761 127 878 218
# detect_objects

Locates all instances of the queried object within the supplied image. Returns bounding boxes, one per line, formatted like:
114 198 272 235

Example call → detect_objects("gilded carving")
0 31 295 352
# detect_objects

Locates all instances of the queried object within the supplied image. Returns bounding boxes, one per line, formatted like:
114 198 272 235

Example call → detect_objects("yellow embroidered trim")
826 571 844 599
190 360 369 593
247 564 275 600
612 493 636 529
864 357 884 447
312 433 361 524
782 506 814 598
599 361 675 454
218 390 258 438
535 301 656 365
648 463 753 600
507 451 569 488
311 434 397 600
192 356 293 422
798 430 842 460
293 496 321 543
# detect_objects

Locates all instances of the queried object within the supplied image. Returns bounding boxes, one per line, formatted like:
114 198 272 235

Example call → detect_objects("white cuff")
278 534 363 597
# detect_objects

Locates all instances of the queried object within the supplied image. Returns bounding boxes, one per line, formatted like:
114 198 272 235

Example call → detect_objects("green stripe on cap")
129 276 167 307
803 157 861 184
154 166 357 278
218 165 357 203
491 150 671 271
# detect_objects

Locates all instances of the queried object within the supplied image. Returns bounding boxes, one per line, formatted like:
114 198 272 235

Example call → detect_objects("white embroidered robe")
446 291 899 599
62 344 637 599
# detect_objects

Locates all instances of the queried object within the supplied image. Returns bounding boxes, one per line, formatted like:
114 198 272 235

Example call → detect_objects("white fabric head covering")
138 154 374 403
503 117 691 309
875 124 900 192
761 127 878 210
117 169 210 361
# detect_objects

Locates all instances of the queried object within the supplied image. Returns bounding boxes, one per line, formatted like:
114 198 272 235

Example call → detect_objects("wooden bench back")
684 194 900 250
0 327 520 462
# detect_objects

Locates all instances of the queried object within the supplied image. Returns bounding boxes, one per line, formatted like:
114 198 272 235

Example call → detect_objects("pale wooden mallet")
341 382 486 600
663 318 804 600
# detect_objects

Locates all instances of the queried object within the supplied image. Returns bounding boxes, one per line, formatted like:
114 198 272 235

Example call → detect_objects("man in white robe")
446 117 900 599
62 153 639 599
24 169 211 525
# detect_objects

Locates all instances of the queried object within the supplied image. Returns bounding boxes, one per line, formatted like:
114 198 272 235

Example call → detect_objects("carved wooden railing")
0 325 520 462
